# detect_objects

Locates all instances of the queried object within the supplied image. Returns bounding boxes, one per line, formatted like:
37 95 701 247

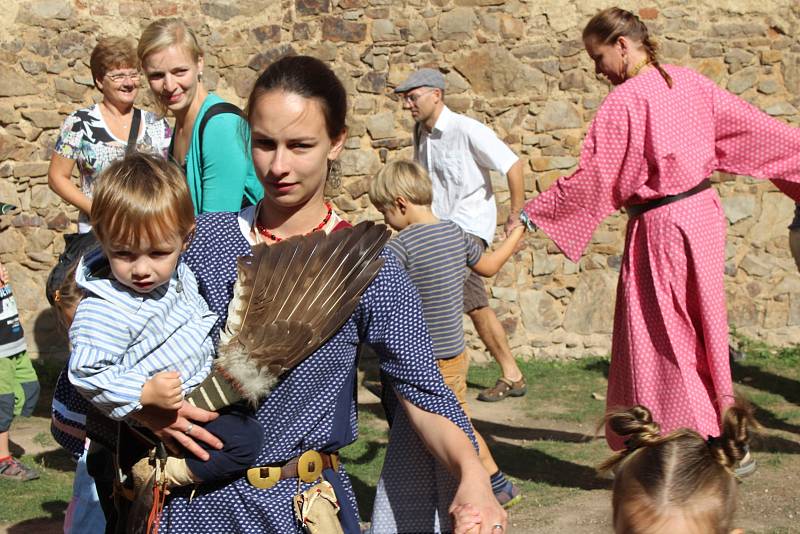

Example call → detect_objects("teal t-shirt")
182 93 263 214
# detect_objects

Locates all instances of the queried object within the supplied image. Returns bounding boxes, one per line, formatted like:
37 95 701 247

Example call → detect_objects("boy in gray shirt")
369 160 524 508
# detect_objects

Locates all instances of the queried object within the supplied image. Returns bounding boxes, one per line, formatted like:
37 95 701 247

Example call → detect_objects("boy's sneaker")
493 480 522 509
0 457 39 481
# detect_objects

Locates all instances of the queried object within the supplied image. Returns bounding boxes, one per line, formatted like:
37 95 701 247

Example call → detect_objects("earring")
326 160 342 191
198 71 204 81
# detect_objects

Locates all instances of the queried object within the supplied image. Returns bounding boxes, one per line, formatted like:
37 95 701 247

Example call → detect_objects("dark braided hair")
583 7 673 88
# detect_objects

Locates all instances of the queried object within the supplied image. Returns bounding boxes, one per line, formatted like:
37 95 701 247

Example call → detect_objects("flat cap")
393 68 445 93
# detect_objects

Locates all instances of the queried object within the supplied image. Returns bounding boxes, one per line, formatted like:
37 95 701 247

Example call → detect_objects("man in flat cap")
394 68 527 404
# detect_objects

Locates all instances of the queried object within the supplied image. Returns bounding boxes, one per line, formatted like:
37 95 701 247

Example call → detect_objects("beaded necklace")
255 201 333 243
629 57 652 78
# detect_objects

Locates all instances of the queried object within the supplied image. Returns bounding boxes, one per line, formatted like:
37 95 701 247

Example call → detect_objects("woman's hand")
449 468 507 534
131 400 222 460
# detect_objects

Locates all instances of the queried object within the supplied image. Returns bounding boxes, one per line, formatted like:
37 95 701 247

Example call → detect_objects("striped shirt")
68 259 216 421
386 221 482 359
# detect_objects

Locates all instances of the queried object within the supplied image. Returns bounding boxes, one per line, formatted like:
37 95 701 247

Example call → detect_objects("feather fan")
193 221 390 407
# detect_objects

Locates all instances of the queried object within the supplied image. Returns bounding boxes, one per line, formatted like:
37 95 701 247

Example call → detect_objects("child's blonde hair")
369 159 433 209
90 153 195 248
600 400 758 534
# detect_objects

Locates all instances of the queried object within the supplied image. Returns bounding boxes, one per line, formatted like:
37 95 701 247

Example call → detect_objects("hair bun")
606 405 661 444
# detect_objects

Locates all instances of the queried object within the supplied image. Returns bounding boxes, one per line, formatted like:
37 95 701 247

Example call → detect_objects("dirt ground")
2 383 799 534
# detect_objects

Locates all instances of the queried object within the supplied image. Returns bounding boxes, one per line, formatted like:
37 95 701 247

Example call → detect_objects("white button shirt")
415 106 519 244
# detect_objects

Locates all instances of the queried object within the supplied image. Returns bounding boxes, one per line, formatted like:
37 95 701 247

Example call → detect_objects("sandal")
477 376 527 402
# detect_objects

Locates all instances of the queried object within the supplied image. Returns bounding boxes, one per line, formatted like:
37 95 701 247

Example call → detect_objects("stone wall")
1 0 799 361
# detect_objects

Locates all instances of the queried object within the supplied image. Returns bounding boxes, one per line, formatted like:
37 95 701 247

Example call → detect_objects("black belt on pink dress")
626 179 712 218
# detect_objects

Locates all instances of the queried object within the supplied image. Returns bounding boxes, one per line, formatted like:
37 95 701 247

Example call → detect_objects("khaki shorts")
463 234 489 313
437 352 470 418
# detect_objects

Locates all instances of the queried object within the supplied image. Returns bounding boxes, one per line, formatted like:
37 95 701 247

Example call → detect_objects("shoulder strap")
125 108 141 155
197 102 245 164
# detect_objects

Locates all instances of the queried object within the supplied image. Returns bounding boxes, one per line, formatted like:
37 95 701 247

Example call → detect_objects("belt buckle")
247 465 281 489
298 450 323 483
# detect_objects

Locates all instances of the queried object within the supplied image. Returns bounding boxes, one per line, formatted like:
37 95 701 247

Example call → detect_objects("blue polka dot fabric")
165 212 473 533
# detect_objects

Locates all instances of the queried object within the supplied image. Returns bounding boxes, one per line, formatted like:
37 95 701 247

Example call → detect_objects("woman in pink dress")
523 7 800 451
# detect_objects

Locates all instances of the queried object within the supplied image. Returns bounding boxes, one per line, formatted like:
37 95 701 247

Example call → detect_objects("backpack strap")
197 102 245 165
125 108 141 155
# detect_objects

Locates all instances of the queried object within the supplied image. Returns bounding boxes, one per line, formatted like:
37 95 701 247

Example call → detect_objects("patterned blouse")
162 211 472 533
54 104 171 232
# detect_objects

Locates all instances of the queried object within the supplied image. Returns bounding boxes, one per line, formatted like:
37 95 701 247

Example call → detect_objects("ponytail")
584 7 673 88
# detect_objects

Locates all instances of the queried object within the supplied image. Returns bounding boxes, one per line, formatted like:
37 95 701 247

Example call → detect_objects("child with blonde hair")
369 159 525 509
67 153 262 496
599 400 757 534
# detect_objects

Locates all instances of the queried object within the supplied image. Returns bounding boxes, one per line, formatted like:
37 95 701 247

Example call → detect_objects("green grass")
3 338 799 528
0 451 73 523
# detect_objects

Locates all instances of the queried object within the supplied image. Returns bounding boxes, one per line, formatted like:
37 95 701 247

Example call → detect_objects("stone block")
357 72 386 94
532 249 560 276
765 102 797 116
247 44 296 72
30 185 60 210
763 300 788 329
296 0 330 15
499 16 523 39
660 39 688 60
20 110 63 129
0 134 19 161
757 79 779 95
25 228 55 252
760 49 782 65
562 269 617 334
739 254 771 278
322 17 367 42
721 195 756 224
54 78 88 101
726 67 758 94
339 149 381 176
690 41 723 58
519 289 562 333
490 286 517 302
201 2 240 20
252 25 282 44
13 162 50 178
638 7 658 19
536 101 582 132
372 19 401 42
0 67 37 97
788 292 800 326
365 111 394 139
438 7 476 39
28 0 72 19
0 228 25 256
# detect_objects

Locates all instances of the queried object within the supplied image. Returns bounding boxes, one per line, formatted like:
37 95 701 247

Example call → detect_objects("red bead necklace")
255 202 333 242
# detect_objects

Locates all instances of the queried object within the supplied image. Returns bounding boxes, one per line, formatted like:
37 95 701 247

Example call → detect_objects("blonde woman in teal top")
138 18 263 214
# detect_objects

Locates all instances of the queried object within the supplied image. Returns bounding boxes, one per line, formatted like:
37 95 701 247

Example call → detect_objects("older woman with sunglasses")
48 36 172 233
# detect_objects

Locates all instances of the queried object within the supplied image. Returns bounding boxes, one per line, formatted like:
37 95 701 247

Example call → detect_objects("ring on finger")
492 525 504 532
184 423 194 435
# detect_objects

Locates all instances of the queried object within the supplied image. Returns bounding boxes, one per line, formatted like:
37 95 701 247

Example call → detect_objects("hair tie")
624 437 641 453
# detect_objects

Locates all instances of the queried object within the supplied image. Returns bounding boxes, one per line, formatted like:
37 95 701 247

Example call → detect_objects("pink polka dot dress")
524 65 800 450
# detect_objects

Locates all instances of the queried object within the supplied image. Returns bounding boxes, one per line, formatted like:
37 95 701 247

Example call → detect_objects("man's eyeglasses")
402 89 435 104
106 71 141 83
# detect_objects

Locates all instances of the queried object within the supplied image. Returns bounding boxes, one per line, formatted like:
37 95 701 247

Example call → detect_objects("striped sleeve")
385 237 409 269
67 298 148 421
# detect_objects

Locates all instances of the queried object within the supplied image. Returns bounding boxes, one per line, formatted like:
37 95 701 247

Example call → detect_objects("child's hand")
509 224 526 254
450 503 481 533
141 371 183 410
0 261 8 286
